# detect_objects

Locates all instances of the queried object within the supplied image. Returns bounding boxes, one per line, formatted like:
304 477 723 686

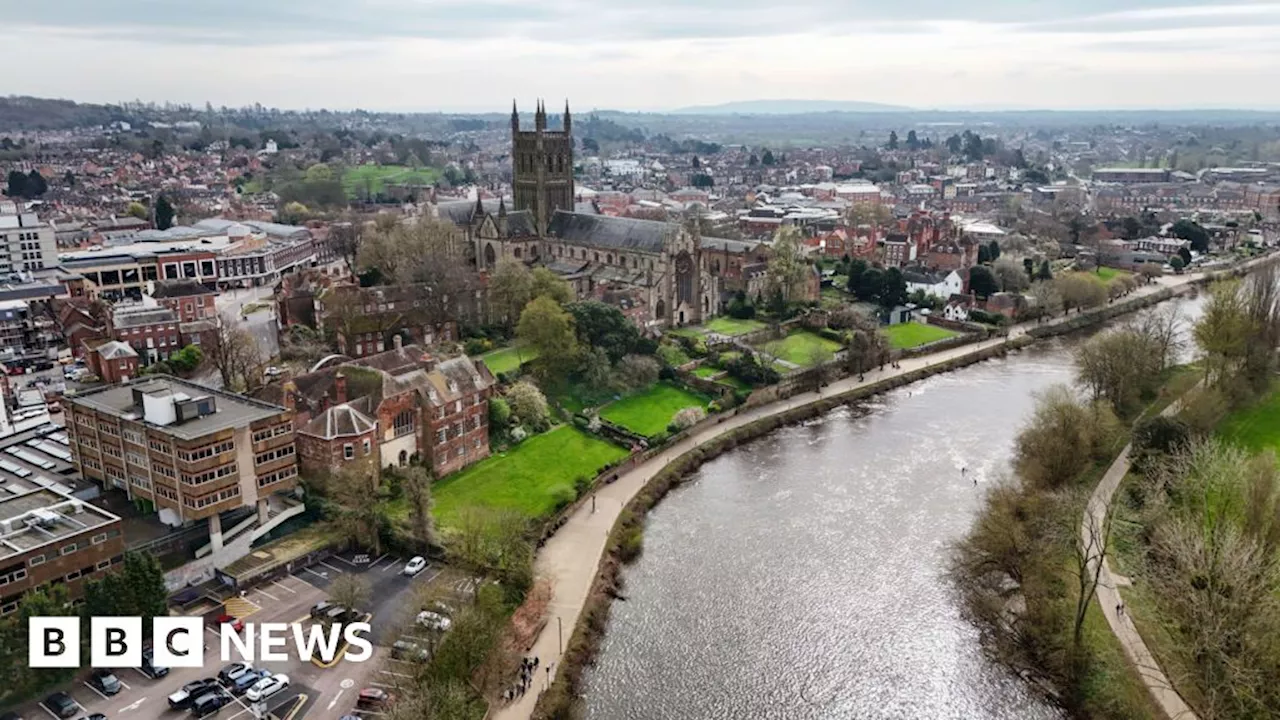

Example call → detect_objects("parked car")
402 556 427 576
89 669 122 696
217 661 255 685
264 366 283 377
190 689 233 717
309 600 335 619
425 600 455 617
140 648 169 678
169 678 220 709
244 673 289 703
391 640 430 662
215 614 244 632
82 715 107 720
43 692 78 718
1 711 25 720
415 610 451 631
356 687 393 710
229 669 271 696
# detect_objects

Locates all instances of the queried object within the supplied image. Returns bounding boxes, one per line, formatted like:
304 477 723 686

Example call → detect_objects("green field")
1093 267 1131 282
432 426 628 527
1218 383 1280 456
703 316 767 337
342 165 442 198
693 365 720 379
761 331 843 367
884 322 959 350
476 345 536 376
600 382 710 438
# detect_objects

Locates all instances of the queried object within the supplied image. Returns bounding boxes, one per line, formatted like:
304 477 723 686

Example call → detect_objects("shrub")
818 327 845 344
551 486 576 511
463 337 492 356
616 526 644 563
510 426 528 443
615 354 661 391
488 397 512 428
507 381 550 431
1131 415 1190 473
670 406 707 431
707 401 722 414
649 431 670 445
658 365 676 381
572 414 590 431
573 474 592 497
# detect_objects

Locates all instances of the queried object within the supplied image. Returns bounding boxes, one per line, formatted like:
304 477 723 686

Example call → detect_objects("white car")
402 556 427 576
416 611 452 631
264 366 283 377
245 673 290 702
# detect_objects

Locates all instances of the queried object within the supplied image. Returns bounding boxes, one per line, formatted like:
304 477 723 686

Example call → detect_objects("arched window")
594 252 599 262
655 299 666 319
398 450 408 466
484 243 496 267
606 254 613 264
514 247 522 259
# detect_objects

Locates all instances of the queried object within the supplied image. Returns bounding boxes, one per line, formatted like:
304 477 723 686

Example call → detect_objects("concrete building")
0 204 59 274
64 377 298 552
0 487 123 614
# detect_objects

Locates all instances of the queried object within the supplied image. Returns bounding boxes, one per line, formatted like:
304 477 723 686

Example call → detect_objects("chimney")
282 380 297 413
393 334 403 351
419 352 435 371
334 371 348 404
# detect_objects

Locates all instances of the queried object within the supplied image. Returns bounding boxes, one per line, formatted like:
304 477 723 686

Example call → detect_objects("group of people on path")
503 656 541 703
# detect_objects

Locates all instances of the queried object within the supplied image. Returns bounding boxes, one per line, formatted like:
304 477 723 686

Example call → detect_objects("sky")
4 0 1280 112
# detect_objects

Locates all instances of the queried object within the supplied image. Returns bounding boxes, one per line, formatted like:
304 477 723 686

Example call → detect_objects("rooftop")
68 376 287 440
0 486 118 559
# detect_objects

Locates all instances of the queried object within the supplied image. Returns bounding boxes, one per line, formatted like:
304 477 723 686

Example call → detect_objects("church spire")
498 196 507 218
535 99 546 132
563 100 571 134
473 191 484 221
511 99 519 134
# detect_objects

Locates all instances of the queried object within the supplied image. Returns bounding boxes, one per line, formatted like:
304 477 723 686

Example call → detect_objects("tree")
506 381 549 431
615 354 661 391
1028 280 1062 318
328 575 371 615
205 312 264 391
24 170 46 197
167 344 204 374
1074 327 1164 415
325 463 389 555
987 240 1001 261
761 149 776 166
878 267 908 309
887 131 899 150
517 296 578 381
1170 219 1211 253
1014 385 1120 489
1194 280 1251 388
766 227 810 305
977 244 991 264
488 259 533 328
1177 246 1192 268
154 195 175 230
1057 274 1106 313
967 266 999 299
4 170 26 198
328 220 364 274
445 507 533 599
529 266 574 305
843 313 890 375
846 258 868 297
857 267 885 303
691 173 714 188
992 257 1030 293
126 201 148 220
399 465 435 550
905 130 919 150
567 301 642 363
1036 260 1053 281
847 202 891 231
1023 257 1035 280
358 216 475 328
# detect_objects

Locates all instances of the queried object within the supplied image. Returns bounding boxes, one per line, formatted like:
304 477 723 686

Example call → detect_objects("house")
903 269 964 300
85 339 139 384
263 340 496 477
109 305 182 365
943 294 975 322
983 292 1025 320
882 304 916 325
151 280 219 322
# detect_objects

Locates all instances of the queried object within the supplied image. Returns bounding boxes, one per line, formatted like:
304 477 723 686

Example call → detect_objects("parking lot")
2 551 473 720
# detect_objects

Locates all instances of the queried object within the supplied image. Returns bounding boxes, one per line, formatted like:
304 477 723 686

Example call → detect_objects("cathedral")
441 100 760 329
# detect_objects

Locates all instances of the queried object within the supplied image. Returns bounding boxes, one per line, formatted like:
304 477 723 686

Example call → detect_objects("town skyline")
7 0 1280 112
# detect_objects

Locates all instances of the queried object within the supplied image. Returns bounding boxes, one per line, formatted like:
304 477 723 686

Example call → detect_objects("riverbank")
494 255 1277 720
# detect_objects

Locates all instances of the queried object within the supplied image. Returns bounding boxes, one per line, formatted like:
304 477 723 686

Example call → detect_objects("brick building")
152 280 219 323
109 306 182 365
84 339 139 384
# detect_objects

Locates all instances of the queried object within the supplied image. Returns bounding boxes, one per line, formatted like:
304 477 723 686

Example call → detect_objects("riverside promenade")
496 267 1221 720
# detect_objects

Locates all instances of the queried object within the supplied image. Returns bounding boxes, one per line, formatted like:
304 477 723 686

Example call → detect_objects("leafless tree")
205 311 264 391
400 465 435 551
1072 495 1113 653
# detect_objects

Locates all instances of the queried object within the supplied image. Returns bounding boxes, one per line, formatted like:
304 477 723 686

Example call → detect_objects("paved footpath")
496 269 1218 720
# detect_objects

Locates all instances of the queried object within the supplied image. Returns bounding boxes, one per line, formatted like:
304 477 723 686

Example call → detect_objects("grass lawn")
884 322 959 350
692 365 720 379
342 164 442 198
716 375 751 391
761 330 843 367
599 382 710 438
431 425 628 528
1094 267 1131 282
703 316 767 337
476 345 536 376
1217 381 1280 455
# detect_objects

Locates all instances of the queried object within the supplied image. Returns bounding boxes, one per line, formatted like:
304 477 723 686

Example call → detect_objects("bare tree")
328 219 364 275
328 574 371 614
358 216 478 327
400 465 435 551
1072 494 1113 653
204 311 264 391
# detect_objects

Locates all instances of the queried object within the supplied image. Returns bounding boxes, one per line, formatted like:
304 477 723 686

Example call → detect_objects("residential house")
943 294 975 322
152 280 219 322
903 269 964 300
85 340 139 384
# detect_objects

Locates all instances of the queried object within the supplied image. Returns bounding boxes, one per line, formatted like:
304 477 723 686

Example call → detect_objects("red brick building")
84 340 139 384
109 306 182 365
152 280 219 323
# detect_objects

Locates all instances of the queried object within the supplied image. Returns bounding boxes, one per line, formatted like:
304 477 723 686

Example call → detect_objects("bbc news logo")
29 617 373 668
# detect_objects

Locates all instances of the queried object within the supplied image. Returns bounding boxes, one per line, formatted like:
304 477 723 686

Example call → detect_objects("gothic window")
547 156 553 172
606 254 613 264
514 247 522 259
655 299 666 319
484 244 496 267
675 251 694 307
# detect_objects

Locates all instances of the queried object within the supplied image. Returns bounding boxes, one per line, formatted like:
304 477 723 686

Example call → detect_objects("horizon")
5 1 1280 113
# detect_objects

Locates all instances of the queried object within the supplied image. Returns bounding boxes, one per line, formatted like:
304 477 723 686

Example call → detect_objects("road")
3 551 469 720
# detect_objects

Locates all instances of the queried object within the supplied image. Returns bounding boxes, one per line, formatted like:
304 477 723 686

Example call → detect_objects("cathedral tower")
511 99 574 236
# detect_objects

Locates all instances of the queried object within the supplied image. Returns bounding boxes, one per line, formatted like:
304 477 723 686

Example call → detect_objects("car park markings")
303 567 329 581
381 558 403 573
421 567 444 584
118 678 132 690
83 681 110 700
37 702 61 720
318 560 346 574
379 669 413 679
271 579 297 594
254 587 279 602
333 555 358 566
366 553 390 570
120 696 147 712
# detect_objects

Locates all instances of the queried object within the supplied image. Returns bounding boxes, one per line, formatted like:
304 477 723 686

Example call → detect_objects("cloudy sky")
5 0 1280 112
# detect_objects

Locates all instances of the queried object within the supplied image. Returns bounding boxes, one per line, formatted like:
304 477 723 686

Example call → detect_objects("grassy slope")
599 382 710 438
884 322 959 349
762 331 842 366
477 345 537 376
432 426 627 528
1217 381 1280 455
342 165 442 197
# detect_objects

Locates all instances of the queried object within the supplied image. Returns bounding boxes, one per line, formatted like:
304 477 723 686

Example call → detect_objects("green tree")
766 227 810 304
905 130 919 150
126 201 148 220
879 267 908 309
761 149 776 166
399 465 435 550
167 345 204 373
1023 257 1035 280
977 244 991 264
567 301 642 363
1171 255 1186 273
887 131 899 150
1170 219 1211 253
154 195 175 230
487 397 511 429
1036 259 1053 281
987 240 1001 261
517 296 578 381
529 266 574 305
4 170 26 198
488 259 533 328
505 381 549 431
967 266 999 299
24 170 47 197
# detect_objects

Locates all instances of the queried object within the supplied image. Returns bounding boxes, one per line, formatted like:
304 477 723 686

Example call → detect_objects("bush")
615 354 661 391
572 414 590 431
726 352 781 387
818 327 845 344
1131 415 1190 473
464 337 492 355
707 401 721 414
510 426 528 443
507 381 550 431
670 406 707 431
658 365 677 381
616 526 644 563
573 474 592 497
488 397 511 428
649 431 670 445
551 486 576 511
676 333 709 358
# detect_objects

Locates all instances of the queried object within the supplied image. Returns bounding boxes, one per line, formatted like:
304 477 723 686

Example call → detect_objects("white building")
0 203 58 275
904 269 964 299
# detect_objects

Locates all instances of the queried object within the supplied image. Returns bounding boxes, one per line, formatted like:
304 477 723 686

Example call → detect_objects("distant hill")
671 99 912 115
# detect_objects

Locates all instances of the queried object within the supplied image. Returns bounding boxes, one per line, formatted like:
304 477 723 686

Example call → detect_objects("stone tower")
511 99 574 236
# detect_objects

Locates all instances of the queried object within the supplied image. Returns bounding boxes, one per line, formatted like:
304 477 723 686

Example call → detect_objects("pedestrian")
533 656 540 669
592 495 596 513
1116 602 1123 617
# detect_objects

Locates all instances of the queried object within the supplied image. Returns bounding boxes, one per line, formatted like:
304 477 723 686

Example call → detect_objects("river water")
583 294 1205 720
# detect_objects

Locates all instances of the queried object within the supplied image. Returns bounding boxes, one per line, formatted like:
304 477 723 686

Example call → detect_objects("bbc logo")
29 617 205 668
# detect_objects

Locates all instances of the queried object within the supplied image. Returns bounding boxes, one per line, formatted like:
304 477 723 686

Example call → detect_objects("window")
456 446 464 458
122 428 144 444
254 445 295 465
362 439 371 455
28 554 44 567
343 444 354 460
60 544 77 556
435 429 446 445
393 410 414 438
96 560 111 571
91 533 108 545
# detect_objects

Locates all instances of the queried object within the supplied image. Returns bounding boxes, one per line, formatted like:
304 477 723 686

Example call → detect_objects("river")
583 293 1205 720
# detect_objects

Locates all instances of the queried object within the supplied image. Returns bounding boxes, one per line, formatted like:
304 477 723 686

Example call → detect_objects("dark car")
43 692 78 718
82 715 107 720
356 687 392 710
169 678 220 709
309 600 335 619
89 669 122 696
191 689 232 718
229 669 270 696
139 648 169 678
1 711 25 720
217 661 255 685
